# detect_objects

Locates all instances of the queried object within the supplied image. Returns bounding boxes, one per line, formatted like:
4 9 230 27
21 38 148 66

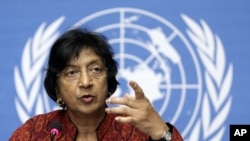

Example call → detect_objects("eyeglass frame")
57 65 108 82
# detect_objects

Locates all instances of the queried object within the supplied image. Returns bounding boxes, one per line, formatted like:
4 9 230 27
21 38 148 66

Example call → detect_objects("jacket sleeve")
170 123 183 141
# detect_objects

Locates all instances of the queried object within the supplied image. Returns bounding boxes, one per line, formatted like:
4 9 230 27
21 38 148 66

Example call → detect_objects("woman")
10 29 183 141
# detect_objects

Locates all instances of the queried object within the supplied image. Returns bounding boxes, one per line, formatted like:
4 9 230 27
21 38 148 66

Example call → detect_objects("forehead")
69 48 104 65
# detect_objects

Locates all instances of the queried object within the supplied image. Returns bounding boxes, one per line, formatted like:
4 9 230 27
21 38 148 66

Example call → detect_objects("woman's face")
57 47 108 115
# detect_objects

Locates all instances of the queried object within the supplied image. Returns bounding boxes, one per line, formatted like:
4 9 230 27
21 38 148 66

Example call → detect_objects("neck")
67 107 106 134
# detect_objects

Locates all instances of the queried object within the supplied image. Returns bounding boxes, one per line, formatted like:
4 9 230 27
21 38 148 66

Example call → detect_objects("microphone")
49 121 62 141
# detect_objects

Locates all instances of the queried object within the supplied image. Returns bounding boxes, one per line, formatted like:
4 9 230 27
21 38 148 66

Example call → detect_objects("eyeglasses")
58 65 107 82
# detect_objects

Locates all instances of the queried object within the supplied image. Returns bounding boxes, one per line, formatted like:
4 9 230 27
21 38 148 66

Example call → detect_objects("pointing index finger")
129 80 145 100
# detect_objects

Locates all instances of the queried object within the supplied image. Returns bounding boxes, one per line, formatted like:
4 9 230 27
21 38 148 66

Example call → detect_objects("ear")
55 87 60 98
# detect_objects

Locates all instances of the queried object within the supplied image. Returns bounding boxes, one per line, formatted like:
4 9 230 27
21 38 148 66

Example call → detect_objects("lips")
81 95 94 103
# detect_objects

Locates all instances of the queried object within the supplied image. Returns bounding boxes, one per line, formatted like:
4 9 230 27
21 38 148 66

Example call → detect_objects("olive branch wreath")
14 17 65 123
182 14 233 141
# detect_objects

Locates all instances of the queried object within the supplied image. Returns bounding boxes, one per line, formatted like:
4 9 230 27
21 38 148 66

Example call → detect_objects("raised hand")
105 80 169 140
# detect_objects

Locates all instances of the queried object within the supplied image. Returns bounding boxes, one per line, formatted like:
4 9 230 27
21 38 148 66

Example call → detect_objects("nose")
78 71 92 88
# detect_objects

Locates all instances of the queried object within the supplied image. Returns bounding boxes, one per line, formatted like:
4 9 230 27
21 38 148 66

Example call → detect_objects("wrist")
150 124 170 140
161 130 172 141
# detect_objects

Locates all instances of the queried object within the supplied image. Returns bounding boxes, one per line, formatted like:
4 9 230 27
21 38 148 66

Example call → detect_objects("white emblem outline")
182 14 233 140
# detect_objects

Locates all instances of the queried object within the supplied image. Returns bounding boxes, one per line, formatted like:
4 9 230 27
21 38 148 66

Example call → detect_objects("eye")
63 68 79 77
66 70 77 76
91 66 103 73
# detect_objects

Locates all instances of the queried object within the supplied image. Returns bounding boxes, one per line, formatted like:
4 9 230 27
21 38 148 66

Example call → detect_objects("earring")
107 92 112 98
56 98 65 106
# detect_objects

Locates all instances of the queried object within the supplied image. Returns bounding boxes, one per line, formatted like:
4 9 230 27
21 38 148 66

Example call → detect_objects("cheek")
94 79 108 97
57 81 76 96
58 84 78 105
99 79 108 91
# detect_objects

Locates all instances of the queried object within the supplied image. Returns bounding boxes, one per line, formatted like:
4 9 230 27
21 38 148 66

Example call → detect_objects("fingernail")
131 81 136 87
106 98 111 103
115 117 119 121
105 108 112 113
105 108 109 112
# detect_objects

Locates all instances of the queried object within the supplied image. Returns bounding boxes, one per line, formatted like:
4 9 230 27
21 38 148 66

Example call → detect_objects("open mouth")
81 95 94 103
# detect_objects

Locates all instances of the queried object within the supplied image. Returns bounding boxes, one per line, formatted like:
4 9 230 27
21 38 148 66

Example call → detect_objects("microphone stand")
49 121 62 141
50 132 56 141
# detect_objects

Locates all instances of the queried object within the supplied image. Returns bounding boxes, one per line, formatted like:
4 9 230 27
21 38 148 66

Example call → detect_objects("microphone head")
49 121 62 136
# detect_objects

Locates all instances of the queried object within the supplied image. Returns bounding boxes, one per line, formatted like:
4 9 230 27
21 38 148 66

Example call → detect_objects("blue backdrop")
0 1 249 141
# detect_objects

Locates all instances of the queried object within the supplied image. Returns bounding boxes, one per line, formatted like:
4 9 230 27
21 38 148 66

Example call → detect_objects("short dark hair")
44 28 119 103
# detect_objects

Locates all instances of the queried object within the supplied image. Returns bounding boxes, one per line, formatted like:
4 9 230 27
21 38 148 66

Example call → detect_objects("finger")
129 80 145 99
106 96 128 105
106 95 135 107
105 106 132 116
115 116 133 124
124 93 135 100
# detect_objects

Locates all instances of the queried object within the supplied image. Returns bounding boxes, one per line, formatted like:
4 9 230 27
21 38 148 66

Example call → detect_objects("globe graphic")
72 7 202 137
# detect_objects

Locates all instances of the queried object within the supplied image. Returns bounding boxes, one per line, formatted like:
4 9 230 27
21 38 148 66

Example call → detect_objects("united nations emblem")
14 7 233 141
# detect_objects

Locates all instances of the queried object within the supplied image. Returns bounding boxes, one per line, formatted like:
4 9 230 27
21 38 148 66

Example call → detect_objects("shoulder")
20 110 64 127
31 109 65 121
9 110 65 140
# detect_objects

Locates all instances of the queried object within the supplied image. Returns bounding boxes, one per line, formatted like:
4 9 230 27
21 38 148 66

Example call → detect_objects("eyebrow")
66 59 104 68
87 59 104 66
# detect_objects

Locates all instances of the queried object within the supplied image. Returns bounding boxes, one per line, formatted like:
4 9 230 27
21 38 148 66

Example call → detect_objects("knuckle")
122 106 128 114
